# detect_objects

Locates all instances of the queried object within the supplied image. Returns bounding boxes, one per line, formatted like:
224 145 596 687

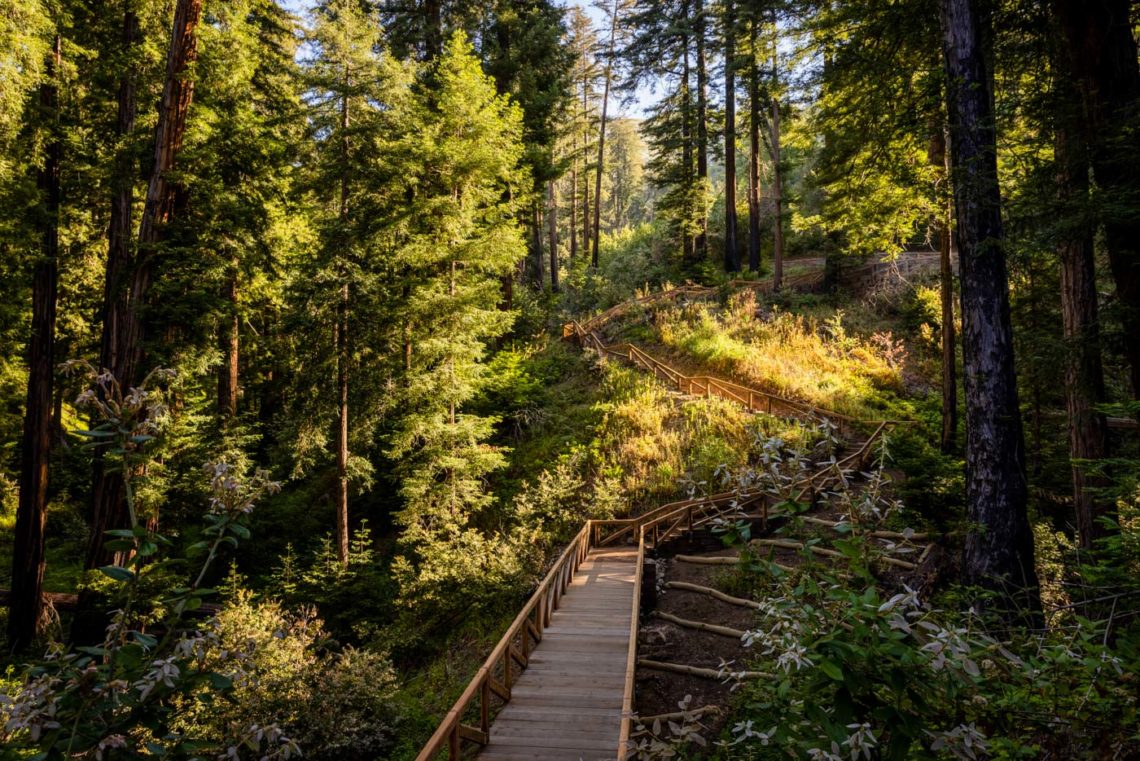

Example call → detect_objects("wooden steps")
476 548 638 761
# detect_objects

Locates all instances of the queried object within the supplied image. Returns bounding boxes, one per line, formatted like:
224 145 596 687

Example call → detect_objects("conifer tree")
9 28 60 652
303 0 392 565
389 31 527 604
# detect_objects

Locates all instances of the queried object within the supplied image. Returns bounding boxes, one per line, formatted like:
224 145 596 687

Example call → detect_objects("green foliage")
185 585 401 761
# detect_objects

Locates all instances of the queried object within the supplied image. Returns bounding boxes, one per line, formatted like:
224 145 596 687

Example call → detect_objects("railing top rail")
415 523 591 761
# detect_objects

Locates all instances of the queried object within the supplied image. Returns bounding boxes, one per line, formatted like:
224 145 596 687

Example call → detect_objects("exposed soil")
634 545 755 746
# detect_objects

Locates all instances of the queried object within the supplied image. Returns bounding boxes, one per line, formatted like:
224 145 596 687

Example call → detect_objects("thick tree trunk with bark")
9 37 61 651
930 126 958 453
695 0 709 258
1053 48 1111 550
88 0 203 570
592 0 620 269
747 17 761 273
723 0 739 273
1054 0 1140 402
939 0 1039 606
548 181 558 291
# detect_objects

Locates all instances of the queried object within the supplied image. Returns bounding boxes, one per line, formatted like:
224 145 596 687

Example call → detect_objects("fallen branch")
674 554 739 565
664 581 762 610
799 516 930 541
674 554 794 572
638 658 773 680
633 705 721 726
653 610 748 639
752 539 918 571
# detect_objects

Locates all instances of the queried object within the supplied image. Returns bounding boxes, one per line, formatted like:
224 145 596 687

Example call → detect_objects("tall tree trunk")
100 7 139 383
334 73 350 567
1053 37 1111 550
723 0 739 273
747 15 761 273
770 95 784 289
931 125 958 453
548 181 559 291
1054 0 1140 402
335 282 349 566
218 260 239 419
939 0 1039 606
9 36 61 652
681 3 695 263
581 73 591 257
87 0 203 570
532 201 545 285
592 0 620 269
695 0 709 258
90 6 139 561
570 133 578 261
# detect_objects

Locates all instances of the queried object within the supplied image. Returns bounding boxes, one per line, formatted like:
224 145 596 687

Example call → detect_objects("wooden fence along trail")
417 288 912 761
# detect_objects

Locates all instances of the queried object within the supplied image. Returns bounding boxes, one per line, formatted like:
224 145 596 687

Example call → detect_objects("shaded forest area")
1 0 1140 758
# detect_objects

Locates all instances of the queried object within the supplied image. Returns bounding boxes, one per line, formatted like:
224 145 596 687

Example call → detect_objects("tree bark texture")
1053 40 1111 550
88 0 203 570
681 7 695 263
747 16 761 273
9 36 61 651
1053 0 1140 401
770 96 784 289
723 0 739 273
939 0 1039 604
695 0 709 258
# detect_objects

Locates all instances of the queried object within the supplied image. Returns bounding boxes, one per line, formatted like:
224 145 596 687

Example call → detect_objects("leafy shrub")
185 587 401 761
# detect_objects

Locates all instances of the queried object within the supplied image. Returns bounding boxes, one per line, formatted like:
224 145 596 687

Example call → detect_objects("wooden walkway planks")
476 548 638 761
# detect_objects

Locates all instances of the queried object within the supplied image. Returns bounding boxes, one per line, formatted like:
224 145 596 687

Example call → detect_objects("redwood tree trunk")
770 95 784 290
747 15 761 273
1054 0 1140 402
681 15 695 264
723 0 739 273
939 0 1039 605
1053 40 1111 550
695 0 709 258
88 0 203 570
9 36 61 651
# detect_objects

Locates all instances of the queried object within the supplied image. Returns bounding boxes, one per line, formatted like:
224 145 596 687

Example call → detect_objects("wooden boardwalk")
476 548 639 761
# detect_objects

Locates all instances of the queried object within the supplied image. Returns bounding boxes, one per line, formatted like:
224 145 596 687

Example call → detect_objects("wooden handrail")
617 528 646 758
415 524 593 761
569 321 912 431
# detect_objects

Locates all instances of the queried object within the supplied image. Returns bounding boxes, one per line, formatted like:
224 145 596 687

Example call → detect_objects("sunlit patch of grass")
656 293 908 419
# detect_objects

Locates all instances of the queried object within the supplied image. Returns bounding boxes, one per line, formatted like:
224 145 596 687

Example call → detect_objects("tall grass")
657 291 908 419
